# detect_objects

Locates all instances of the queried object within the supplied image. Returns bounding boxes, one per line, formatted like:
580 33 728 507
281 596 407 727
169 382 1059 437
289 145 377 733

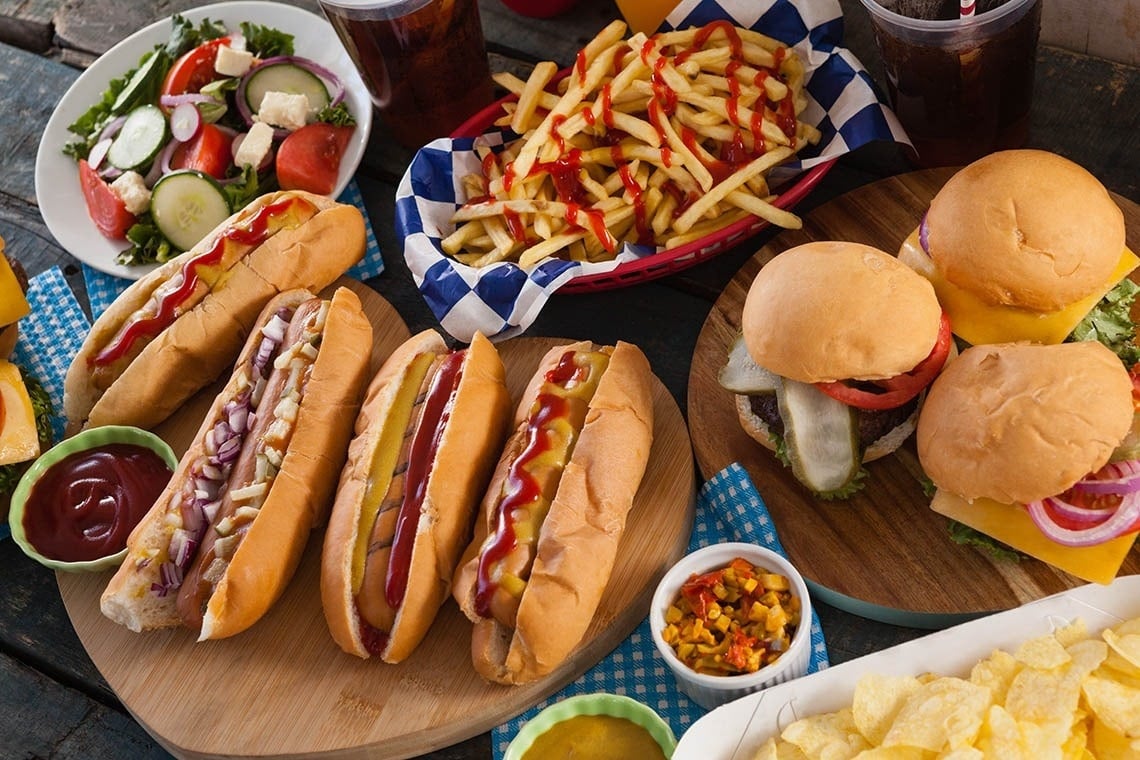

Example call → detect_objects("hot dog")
452 340 654 684
321 329 511 662
100 286 372 640
65 189 366 433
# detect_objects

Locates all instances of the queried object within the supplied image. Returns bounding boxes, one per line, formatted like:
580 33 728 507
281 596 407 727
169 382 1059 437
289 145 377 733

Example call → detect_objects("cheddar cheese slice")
931 488 1137 585
0 255 29 327
899 229 1139 346
0 360 39 466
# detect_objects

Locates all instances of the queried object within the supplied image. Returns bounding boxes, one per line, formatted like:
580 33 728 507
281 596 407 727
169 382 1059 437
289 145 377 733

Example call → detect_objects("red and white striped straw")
960 0 976 17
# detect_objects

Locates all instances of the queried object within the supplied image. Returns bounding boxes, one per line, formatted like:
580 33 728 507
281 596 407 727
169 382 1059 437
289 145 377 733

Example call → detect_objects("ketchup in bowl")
23 443 170 562
10 426 176 571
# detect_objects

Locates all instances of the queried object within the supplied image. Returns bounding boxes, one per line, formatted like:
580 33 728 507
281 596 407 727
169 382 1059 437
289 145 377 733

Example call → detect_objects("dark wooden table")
1 0 1137 758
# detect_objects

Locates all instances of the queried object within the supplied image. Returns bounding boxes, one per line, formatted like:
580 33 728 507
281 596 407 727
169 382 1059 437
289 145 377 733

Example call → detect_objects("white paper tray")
674 575 1140 760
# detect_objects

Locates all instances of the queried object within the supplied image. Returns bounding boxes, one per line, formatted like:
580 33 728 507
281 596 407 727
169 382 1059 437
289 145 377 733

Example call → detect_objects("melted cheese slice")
0 360 39 466
0 256 29 327
899 229 1139 345
931 488 1137 584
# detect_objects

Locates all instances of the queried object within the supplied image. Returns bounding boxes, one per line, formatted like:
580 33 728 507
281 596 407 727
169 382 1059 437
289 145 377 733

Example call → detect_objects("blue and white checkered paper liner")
3 268 90 540
492 462 830 758
397 0 909 343
82 179 384 317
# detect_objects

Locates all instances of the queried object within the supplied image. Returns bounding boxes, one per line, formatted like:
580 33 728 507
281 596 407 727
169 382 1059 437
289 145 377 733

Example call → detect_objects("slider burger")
65 189 366 433
899 149 1138 356
321 329 512 663
452 341 654 684
720 241 952 497
918 341 1139 584
101 287 372 639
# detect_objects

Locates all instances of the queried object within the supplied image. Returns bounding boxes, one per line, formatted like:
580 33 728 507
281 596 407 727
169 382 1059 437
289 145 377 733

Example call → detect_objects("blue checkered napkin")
3 268 92 540
82 179 385 318
397 0 909 344
492 462 830 758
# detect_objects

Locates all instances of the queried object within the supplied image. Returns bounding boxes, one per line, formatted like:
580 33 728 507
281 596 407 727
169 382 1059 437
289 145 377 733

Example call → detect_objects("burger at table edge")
720 241 952 498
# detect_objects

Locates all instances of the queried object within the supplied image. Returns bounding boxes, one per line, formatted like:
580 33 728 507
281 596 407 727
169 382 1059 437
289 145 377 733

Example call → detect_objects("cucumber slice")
110 49 168 114
719 334 781 393
151 170 231 252
244 62 330 113
107 105 168 170
777 378 861 495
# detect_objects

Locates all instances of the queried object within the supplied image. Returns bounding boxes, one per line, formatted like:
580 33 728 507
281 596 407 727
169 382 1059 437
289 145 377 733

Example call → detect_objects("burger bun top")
925 149 1126 312
742 241 943 384
916 341 1133 505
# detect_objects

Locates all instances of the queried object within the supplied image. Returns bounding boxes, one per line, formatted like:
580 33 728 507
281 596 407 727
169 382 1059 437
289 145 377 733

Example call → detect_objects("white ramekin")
649 542 813 710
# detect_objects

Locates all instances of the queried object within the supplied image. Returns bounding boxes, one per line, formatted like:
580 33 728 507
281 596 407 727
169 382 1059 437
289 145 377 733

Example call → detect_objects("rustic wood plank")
0 0 56 53
0 651 173 759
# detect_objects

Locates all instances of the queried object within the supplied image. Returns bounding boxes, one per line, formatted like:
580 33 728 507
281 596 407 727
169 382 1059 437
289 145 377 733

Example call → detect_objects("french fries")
443 19 822 270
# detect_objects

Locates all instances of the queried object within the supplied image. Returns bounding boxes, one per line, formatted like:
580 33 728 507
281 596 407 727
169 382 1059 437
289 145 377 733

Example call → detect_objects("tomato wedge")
275 123 353 195
170 122 232 179
78 159 136 239
161 38 231 101
815 312 953 411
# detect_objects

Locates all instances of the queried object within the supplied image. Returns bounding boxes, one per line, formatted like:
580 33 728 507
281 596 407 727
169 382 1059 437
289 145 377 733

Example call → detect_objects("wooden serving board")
689 169 1140 626
57 280 696 760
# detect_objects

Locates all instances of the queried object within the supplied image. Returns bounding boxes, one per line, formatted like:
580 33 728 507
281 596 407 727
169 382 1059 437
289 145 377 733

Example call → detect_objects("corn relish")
661 557 800 676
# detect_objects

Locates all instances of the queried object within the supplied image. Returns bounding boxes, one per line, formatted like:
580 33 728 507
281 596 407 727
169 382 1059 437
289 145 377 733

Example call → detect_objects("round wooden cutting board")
58 279 695 760
689 168 1140 627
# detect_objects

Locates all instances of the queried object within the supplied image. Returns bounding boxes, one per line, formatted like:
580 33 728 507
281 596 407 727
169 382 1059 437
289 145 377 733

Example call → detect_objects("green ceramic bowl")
9 425 177 572
504 693 676 760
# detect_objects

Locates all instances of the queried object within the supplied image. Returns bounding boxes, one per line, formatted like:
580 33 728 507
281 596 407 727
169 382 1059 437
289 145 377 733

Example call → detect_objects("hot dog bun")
101 286 372 639
65 190 365 433
321 329 511 662
452 340 654 684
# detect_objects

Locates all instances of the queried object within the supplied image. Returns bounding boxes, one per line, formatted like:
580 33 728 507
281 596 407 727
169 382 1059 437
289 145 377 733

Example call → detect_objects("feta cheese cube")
256 91 311 131
109 171 151 215
215 44 254 78
234 121 275 169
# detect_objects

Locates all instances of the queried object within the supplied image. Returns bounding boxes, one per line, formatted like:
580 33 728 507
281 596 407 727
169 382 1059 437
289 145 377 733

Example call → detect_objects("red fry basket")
449 90 836 294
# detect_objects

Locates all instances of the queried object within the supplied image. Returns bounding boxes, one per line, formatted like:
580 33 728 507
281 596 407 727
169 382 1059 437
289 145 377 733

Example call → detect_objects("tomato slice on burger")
170 122 232 179
275 123 353 195
161 38 231 101
815 312 953 411
78 159 136 239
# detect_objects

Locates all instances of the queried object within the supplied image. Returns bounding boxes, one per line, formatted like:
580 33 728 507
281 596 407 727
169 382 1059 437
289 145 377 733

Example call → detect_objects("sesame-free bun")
917 341 1133 505
741 241 943 384
925 150 1126 312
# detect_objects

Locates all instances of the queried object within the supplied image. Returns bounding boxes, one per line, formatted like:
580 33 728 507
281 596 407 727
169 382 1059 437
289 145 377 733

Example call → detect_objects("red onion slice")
98 115 127 143
1072 459 1140 495
1042 496 1115 525
170 102 203 142
160 93 215 108
1027 492 1140 547
88 138 113 171
918 214 930 256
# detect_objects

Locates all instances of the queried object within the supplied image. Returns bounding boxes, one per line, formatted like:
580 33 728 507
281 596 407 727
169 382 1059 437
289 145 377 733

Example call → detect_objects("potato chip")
969 649 1020 705
781 708 870 760
937 748 984 759
1054 619 1089 649
881 677 990 752
851 673 923 746
1015 634 1071 670
849 747 927 759
1081 672 1140 737
1089 716 1140 760
1103 629 1140 671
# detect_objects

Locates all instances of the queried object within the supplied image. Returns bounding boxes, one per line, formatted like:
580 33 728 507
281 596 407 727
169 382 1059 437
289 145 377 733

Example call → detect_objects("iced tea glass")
319 0 495 148
859 0 1041 167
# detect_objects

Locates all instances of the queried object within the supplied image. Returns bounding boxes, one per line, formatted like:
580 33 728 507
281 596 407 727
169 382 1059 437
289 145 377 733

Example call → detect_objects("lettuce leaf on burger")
720 241 952 498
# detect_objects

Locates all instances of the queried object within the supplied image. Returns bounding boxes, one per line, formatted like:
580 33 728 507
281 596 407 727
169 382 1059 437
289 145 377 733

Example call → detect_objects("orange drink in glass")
613 0 676 34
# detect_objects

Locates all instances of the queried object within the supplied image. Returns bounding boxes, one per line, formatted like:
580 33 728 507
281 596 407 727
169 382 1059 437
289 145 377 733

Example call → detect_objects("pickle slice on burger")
721 241 952 498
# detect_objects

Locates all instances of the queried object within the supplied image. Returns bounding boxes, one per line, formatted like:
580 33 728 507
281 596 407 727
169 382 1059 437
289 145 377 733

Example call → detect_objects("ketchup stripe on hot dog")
65 190 366 433
321 330 511 663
